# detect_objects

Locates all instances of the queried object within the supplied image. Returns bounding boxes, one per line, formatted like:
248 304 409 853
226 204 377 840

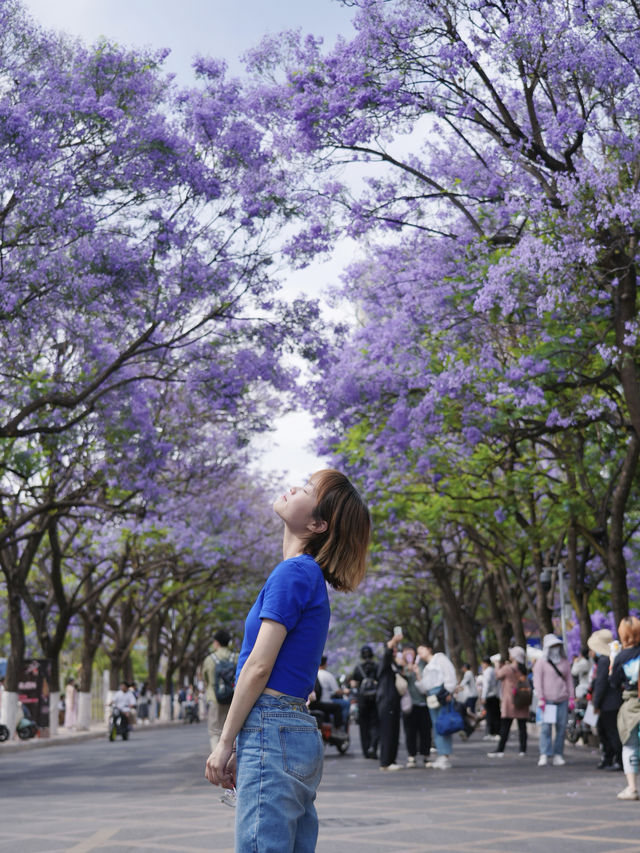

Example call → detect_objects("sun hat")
508 646 526 665
587 628 614 658
542 633 563 651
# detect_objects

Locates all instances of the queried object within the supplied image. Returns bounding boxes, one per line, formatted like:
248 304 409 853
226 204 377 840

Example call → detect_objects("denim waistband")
255 692 309 713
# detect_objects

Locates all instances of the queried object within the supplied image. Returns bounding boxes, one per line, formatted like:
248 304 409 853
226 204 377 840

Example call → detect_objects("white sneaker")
427 755 451 770
487 751 504 758
538 755 548 766
552 754 566 766
617 787 639 800
380 763 402 771
406 756 416 768
481 734 495 741
518 752 526 757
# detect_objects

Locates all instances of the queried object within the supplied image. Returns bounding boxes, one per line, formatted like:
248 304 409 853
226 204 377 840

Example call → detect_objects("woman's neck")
282 529 307 560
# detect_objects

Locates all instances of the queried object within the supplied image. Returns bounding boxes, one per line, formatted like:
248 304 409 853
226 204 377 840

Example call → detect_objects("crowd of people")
311 618 640 803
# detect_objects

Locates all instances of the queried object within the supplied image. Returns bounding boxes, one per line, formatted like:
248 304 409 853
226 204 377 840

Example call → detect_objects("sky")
22 0 359 484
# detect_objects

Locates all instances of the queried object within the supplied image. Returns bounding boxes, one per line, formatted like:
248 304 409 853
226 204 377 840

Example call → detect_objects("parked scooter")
0 723 9 742
16 703 38 740
108 705 130 741
308 707 350 754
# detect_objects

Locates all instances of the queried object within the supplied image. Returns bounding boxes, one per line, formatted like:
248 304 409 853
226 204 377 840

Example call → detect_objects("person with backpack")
487 646 531 758
350 645 380 758
204 469 371 853
203 629 236 751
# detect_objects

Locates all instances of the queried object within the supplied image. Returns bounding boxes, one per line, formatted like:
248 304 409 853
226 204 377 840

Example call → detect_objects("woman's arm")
495 664 508 681
205 618 287 788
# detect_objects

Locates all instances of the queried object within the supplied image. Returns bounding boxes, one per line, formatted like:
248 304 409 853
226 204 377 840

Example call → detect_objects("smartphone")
393 626 403 637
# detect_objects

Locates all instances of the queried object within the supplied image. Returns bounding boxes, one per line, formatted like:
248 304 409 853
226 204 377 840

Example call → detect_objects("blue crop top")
235 553 330 699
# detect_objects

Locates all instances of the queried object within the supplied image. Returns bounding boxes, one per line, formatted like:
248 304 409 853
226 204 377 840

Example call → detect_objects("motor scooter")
308 706 350 754
108 705 130 741
16 703 38 740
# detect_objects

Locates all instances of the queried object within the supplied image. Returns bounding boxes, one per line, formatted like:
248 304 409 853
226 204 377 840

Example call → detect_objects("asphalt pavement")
1 720 640 852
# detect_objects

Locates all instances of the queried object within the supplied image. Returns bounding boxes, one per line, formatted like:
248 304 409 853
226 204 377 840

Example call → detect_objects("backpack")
513 672 532 709
357 662 378 699
212 654 235 705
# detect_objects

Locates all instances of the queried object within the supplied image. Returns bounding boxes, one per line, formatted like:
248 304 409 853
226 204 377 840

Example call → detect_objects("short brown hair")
618 617 640 648
303 469 371 592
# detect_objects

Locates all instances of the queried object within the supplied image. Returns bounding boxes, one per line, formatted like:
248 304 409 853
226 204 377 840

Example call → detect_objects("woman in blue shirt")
205 469 370 852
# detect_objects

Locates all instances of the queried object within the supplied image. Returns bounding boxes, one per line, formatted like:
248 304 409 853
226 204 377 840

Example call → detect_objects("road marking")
66 827 118 851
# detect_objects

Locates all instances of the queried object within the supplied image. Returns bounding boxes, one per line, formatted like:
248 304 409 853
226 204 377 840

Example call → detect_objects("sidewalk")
0 717 181 754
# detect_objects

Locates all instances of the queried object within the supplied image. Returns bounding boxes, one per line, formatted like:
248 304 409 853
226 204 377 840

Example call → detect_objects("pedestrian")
64 676 77 730
203 629 236 751
204 469 370 853
137 682 151 725
316 654 350 732
487 646 531 757
480 657 501 740
416 644 457 769
571 647 591 700
587 629 621 770
454 662 479 738
350 645 379 759
533 634 574 766
376 630 403 771
609 617 640 800
400 643 431 768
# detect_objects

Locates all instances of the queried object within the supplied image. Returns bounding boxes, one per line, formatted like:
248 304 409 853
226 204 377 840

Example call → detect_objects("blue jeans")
235 693 324 853
539 700 568 756
427 689 452 756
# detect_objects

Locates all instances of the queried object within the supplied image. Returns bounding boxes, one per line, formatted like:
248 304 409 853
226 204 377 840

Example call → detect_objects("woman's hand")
205 741 236 789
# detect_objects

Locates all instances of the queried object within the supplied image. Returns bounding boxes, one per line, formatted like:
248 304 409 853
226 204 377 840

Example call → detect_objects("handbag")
436 685 450 705
395 672 409 696
435 703 465 736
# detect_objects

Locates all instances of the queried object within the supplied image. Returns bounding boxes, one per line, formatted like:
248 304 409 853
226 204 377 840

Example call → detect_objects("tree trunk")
485 573 511 657
608 434 639 624
5 582 25 694
147 614 162 695
109 668 122 691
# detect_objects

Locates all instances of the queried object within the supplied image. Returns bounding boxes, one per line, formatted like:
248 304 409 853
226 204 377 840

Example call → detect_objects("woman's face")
403 649 415 664
273 478 321 537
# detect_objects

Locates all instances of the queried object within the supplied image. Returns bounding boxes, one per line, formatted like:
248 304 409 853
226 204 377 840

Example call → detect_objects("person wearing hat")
487 647 531 758
588 628 622 770
533 634 574 766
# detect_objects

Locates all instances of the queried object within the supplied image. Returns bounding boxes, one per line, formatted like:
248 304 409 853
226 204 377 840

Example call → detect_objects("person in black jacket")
587 629 622 770
376 631 403 770
350 645 380 759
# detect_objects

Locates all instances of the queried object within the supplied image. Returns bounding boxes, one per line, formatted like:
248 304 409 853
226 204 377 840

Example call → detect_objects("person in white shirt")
414 645 457 769
316 655 350 731
113 681 136 721
571 649 592 700
481 657 501 739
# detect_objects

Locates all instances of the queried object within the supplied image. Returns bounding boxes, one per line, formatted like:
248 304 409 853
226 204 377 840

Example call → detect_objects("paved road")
1 722 640 852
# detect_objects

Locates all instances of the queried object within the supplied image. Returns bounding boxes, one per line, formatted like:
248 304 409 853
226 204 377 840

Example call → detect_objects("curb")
0 719 183 755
